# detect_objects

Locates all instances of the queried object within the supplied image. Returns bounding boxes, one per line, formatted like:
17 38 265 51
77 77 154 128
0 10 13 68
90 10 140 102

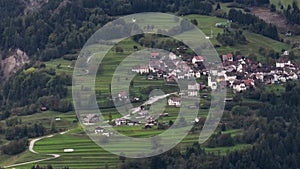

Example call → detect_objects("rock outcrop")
1 49 30 81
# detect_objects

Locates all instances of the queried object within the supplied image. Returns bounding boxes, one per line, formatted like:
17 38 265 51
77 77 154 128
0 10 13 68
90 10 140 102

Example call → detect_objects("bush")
63 54 77 61
2 138 28 155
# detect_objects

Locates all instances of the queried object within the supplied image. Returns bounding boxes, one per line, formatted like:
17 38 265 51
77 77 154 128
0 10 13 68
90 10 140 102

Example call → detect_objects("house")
138 110 149 116
188 82 200 91
166 75 177 83
288 73 298 80
132 65 149 74
233 80 246 92
211 82 217 90
95 126 104 134
255 72 264 82
169 52 177 60
188 90 198 97
222 53 233 62
194 71 201 78
225 72 237 81
114 118 127 126
40 106 48 111
168 97 181 107
285 31 292 37
118 91 128 99
149 60 162 72
150 52 160 58
264 75 275 84
83 114 99 125
283 50 289 56
148 74 154 80
145 116 157 126
192 56 204 64
243 79 255 87
276 58 291 68
215 22 228 28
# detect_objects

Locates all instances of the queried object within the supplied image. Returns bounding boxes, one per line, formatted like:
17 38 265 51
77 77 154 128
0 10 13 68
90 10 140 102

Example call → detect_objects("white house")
192 56 204 64
150 52 160 59
283 50 289 56
169 52 177 60
95 126 104 134
132 65 149 74
118 91 128 99
233 81 246 92
225 73 237 81
114 118 127 126
168 97 181 107
83 114 99 125
288 73 298 80
276 59 291 68
188 82 200 91
194 71 201 78
188 90 198 97
211 82 217 90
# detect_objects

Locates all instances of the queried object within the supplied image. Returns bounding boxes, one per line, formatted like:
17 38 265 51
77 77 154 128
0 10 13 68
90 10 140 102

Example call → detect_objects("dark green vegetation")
228 8 279 40
1 0 300 168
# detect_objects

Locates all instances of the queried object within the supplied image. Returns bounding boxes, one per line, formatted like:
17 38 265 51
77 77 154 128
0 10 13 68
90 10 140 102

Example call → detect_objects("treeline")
217 0 269 6
284 2 300 25
234 0 269 6
0 117 47 155
228 9 279 40
216 28 247 46
0 0 214 61
1 65 72 119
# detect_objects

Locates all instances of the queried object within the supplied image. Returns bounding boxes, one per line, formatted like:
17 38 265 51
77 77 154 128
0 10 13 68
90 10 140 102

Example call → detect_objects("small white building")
114 118 127 126
188 90 198 97
169 52 177 60
95 127 104 134
168 97 181 107
192 56 204 64
188 82 200 91
276 59 291 68
233 82 246 92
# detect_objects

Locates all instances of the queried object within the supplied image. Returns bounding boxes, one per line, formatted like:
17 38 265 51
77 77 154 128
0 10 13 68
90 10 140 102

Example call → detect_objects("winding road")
3 130 69 169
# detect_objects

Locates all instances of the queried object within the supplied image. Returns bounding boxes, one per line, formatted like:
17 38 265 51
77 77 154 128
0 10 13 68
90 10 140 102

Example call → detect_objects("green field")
6 123 246 169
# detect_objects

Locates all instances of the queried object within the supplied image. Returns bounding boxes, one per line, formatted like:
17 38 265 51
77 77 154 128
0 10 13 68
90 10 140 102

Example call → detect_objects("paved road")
3 130 69 168
127 92 177 116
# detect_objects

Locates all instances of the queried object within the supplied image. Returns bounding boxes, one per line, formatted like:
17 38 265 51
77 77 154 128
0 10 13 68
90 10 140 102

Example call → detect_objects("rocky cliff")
1 49 30 82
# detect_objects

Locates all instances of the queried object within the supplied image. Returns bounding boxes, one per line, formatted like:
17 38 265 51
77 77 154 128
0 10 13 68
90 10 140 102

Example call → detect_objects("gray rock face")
1 48 30 81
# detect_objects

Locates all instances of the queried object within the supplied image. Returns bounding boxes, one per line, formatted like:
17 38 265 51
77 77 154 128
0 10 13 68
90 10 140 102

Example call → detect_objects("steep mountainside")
1 49 29 81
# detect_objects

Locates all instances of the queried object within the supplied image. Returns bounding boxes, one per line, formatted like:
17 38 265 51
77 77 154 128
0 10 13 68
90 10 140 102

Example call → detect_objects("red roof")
194 56 204 61
222 53 233 61
243 79 254 86
119 91 127 97
151 52 160 57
